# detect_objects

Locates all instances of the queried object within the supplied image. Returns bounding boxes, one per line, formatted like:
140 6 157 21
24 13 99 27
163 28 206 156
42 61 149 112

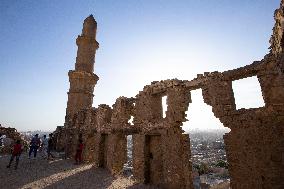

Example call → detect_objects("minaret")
65 15 99 121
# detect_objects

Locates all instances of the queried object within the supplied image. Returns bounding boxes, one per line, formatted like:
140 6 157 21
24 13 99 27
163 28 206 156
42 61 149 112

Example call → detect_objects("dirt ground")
0 153 157 189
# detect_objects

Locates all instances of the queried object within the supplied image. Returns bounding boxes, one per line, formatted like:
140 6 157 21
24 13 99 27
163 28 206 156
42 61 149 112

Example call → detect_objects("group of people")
6 133 54 170
6 134 84 169
28 133 54 159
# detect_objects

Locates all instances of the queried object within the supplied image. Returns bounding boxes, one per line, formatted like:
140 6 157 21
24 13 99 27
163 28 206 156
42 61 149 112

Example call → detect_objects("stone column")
66 15 99 120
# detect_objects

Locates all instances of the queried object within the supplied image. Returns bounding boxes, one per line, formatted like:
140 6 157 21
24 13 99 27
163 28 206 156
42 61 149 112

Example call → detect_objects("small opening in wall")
232 76 265 109
128 116 134 125
123 135 133 176
162 96 167 118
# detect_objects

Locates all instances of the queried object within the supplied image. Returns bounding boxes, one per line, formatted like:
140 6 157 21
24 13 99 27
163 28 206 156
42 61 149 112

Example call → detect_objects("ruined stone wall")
192 55 283 189
270 0 284 56
0 125 26 153
0 126 22 141
131 81 194 189
55 1 284 188
59 54 284 188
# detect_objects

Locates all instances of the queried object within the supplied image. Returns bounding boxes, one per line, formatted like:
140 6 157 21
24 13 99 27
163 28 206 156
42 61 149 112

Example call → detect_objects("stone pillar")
64 128 80 158
166 86 191 126
81 130 100 163
66 15 99 120
106 133 127 174
133 134 146 182
133 130 194 189
161 129 194 189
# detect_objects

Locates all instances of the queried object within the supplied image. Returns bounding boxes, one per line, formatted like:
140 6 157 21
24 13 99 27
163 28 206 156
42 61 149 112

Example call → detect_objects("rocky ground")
0 153 157 189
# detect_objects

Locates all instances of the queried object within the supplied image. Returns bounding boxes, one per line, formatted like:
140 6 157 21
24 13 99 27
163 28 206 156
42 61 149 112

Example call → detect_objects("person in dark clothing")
0 134 3 147
7 140 22 169
47 133 55 160
29 134 41 159
75 139 83 164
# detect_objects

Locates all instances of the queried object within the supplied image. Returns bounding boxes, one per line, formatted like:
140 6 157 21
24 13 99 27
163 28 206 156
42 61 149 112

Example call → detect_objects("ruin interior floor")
0 153 157 189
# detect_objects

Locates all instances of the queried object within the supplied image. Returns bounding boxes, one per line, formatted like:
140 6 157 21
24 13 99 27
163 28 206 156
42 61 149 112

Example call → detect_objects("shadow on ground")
126 184 159 189
0 153 134 189
1 152 160 189
44 167 115 189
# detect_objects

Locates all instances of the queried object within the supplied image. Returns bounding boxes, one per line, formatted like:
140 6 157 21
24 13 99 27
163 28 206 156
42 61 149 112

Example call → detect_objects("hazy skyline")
0 0 279 131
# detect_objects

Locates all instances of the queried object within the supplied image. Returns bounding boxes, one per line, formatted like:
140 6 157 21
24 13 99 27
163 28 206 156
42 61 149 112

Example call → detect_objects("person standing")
7 140 22 169
75 139 83 165
47 133 55 160
41 135 48 158
0 134 3 147
29 134 41 159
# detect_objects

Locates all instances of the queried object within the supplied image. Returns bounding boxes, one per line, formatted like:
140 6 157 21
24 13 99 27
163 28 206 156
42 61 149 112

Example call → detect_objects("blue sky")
0 0 279 131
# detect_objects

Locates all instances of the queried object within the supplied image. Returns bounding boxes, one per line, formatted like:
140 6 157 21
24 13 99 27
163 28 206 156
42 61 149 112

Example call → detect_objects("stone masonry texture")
53 1 284 188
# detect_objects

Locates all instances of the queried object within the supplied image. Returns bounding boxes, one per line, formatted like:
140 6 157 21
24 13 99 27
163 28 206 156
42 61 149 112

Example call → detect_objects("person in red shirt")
75 139 83 164
7 140 22 169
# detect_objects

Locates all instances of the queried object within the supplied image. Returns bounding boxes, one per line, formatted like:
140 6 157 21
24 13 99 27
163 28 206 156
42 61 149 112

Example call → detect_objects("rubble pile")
0 124 26 154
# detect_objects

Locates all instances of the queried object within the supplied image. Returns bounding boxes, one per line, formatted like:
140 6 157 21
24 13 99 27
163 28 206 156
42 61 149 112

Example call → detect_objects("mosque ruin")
53 1 284 189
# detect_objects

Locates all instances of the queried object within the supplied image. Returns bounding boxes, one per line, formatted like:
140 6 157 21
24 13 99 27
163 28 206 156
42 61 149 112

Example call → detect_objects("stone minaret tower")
65 15 99 121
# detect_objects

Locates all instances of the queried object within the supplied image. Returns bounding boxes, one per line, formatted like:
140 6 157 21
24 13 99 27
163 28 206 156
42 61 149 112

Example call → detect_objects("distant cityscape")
18 130 51 143
189 129 230 189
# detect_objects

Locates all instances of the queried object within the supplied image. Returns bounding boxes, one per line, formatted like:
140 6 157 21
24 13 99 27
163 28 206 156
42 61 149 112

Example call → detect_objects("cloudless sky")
0 0 280 131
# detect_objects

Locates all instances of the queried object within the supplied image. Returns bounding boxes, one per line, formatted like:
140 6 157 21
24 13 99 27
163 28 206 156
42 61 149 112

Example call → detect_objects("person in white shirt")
41 135 48 158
